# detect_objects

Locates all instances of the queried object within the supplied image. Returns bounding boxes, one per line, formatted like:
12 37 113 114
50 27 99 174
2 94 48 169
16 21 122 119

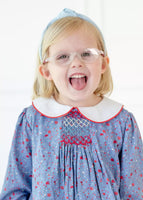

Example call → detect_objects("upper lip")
69 73 87 79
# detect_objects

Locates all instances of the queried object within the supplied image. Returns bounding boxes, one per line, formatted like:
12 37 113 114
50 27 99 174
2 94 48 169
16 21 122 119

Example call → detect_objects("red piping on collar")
75 106 124 123
32 101 73 119
32 102 124 123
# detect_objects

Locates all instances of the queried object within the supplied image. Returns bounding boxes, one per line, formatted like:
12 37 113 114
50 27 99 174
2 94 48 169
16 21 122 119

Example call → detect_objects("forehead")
55 20 99 42
49 25 98 53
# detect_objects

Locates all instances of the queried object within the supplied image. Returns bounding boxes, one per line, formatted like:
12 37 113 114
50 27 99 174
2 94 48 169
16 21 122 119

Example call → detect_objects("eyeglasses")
43 48 104 66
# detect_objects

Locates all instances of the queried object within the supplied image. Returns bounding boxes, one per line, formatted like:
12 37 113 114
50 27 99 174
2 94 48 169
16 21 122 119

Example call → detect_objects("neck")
56 95 102 107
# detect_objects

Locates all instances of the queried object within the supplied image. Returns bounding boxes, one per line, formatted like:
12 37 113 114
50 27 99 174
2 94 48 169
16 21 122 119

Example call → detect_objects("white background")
0 0 143 191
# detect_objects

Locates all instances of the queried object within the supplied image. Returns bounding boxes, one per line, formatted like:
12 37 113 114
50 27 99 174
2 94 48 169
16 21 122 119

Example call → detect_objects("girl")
0 8 143 200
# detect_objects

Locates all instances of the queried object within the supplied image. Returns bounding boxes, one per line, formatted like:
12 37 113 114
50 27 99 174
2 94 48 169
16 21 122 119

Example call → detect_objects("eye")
81 51 92 57
56 54 69 60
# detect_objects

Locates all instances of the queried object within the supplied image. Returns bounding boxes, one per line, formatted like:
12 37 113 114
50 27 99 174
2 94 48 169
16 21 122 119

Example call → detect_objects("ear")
101 56 109 74
39 65 53 80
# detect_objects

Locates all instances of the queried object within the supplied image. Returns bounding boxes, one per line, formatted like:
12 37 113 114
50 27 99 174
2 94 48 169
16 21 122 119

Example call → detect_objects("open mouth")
69 74 88 90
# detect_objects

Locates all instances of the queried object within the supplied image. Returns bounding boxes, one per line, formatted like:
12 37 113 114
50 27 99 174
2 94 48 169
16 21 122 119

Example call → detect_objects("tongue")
70 77 86 90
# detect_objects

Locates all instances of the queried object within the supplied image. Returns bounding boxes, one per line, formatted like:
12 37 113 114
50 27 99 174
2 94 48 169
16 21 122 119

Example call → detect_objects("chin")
69 94 91 103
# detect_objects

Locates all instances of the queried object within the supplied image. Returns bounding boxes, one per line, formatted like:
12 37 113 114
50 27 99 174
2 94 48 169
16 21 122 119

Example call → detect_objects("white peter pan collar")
32 97 123 123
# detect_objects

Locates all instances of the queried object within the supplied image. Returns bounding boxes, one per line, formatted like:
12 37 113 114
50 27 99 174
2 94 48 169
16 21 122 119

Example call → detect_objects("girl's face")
40 27 108 107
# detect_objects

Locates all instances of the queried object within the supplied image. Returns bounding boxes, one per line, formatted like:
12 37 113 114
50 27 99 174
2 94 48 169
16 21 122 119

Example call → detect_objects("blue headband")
39 8 106 63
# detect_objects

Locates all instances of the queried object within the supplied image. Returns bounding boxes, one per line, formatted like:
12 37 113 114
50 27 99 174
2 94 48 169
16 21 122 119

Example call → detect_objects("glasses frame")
42 48 104 65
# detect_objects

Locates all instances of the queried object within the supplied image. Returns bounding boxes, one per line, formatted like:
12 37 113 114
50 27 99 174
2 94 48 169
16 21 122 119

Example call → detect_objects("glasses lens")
81 49 97 63
55 53 70 65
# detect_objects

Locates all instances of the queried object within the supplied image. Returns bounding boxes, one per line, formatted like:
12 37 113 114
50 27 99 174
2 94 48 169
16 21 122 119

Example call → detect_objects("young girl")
0 8 143 200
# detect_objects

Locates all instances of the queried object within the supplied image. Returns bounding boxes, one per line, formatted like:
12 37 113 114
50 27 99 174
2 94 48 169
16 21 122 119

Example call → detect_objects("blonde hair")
32 17 113 100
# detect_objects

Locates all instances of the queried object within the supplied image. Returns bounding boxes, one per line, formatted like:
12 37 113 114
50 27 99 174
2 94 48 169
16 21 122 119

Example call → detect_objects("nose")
70 53 84 68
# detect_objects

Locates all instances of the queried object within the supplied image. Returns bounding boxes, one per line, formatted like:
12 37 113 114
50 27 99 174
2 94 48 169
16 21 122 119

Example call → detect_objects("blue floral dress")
0 97 143 200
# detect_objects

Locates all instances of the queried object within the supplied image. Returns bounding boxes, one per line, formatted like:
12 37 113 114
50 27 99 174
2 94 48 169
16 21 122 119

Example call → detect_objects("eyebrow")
50 47 96 54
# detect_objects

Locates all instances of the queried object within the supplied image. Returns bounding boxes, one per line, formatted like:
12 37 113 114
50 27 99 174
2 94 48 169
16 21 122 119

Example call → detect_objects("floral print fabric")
0 105 143 199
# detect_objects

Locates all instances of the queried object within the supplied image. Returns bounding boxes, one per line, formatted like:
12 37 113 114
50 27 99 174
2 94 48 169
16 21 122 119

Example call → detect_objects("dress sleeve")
119 112 143 199
0 109 32 200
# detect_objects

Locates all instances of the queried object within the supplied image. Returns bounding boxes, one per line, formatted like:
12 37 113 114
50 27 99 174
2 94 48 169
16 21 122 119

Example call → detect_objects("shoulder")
21 105 36 118
17 104 40 127
117 106 137 125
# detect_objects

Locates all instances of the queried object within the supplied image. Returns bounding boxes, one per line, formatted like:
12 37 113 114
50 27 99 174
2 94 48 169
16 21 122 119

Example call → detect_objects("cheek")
89 65 103 84
90 62 103 75
49 68 66 85
101 59 107 74
95 59 105 74
47 66 59 80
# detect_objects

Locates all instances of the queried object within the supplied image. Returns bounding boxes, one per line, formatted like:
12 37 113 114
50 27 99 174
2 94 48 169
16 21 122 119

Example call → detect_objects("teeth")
71 75 85 78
